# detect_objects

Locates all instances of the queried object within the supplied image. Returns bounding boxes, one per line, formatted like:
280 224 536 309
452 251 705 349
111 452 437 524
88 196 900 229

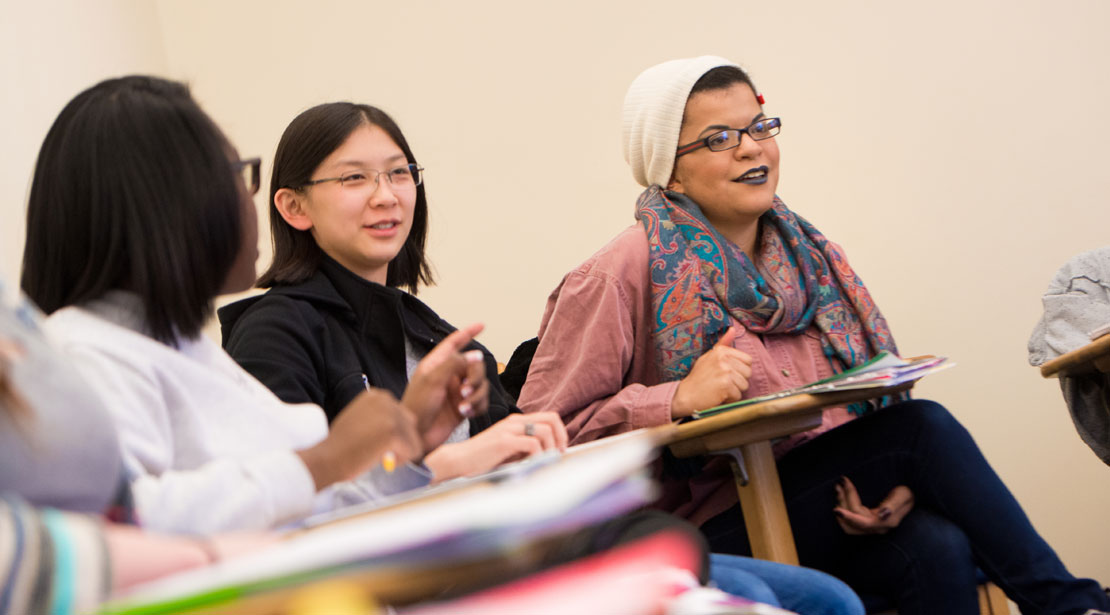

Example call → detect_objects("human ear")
273 188 314 231
667 169 685 194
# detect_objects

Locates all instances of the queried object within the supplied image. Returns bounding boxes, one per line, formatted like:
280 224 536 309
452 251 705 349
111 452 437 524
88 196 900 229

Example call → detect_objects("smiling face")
275 123 416 285
669 82 780 253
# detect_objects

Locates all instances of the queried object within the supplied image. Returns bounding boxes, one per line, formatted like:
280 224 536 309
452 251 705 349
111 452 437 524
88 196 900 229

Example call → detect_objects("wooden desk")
667 382 916 565
1039 333 1110 378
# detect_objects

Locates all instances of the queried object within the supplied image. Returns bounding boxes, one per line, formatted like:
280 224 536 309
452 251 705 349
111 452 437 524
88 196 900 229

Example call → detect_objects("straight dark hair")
258 103 433 292
20 76 244 345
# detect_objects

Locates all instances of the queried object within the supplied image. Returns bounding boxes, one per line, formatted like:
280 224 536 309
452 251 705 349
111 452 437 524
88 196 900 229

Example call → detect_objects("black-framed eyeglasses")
301 163 424 190
675 117 782 158
234 157 261 195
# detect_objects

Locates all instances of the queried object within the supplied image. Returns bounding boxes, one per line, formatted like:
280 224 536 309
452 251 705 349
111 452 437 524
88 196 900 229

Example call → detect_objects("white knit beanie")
621 56 739 188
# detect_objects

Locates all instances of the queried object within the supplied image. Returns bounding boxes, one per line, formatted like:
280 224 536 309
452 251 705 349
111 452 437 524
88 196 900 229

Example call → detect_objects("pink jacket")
519 224 852 525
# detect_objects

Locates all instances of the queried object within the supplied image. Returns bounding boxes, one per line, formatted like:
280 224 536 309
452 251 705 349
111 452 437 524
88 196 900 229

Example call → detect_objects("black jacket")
219 257 512 434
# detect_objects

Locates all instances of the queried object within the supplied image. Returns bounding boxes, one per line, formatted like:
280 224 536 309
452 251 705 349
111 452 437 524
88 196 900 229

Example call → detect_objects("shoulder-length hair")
20 76 244 345
257 103 433 292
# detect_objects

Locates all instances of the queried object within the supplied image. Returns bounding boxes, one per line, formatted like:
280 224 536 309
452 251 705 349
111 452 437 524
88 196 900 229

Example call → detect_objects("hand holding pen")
295 387 423 489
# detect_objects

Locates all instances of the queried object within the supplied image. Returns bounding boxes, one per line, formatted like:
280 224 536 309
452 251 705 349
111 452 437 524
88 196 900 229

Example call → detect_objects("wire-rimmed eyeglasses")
301 163 424 190
675 117 782 158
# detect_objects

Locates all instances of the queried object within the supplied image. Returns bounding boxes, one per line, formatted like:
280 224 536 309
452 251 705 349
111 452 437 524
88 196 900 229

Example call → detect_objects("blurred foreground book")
99 428 692 614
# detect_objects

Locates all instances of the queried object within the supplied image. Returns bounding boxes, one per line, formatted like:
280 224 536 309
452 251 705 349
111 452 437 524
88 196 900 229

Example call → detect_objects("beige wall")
0 0 167 286
5 0 1109 594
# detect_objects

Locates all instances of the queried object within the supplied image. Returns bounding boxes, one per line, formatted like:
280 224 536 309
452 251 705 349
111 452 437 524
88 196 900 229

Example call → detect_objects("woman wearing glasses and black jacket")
220 102 570 485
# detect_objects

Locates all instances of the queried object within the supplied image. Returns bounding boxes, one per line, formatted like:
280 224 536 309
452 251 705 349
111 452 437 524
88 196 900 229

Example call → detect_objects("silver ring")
524 423 535 437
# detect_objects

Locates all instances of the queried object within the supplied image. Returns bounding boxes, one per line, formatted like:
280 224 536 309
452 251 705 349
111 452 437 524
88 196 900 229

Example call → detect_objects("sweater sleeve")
0 494 110 615
60 345 316 535
518 266 677 445
223 296 329 409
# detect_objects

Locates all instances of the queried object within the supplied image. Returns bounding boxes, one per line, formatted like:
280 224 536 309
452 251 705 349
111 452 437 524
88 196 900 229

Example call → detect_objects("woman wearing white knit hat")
519 56 1110 614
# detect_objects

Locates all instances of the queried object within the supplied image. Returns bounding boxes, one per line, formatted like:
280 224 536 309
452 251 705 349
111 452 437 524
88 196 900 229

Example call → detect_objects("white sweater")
45 292 429 535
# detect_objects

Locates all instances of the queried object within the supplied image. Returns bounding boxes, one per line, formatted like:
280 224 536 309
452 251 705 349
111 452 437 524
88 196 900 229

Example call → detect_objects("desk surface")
1039 333 1110 378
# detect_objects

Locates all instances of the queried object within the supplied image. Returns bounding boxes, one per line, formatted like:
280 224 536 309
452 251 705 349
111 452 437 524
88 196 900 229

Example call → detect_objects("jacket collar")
218 254 451 347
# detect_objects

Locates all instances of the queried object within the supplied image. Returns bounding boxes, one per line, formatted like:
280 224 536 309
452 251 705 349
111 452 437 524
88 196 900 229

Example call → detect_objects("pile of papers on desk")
100 430 663 614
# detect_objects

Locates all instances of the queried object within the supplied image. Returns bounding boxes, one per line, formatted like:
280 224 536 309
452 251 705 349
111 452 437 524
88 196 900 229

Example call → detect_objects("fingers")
833 480 914 536
435 323 485 357
837 476 865 512
524 420 557 450
833 507 874 535
462 349 485 388
529 412 569 450
714 326 739 348
460 378 489 417
458 350 488 417
876 485 915 526
495 434 544 465
703 345 753 391
711 327 753 366
504 412 567 451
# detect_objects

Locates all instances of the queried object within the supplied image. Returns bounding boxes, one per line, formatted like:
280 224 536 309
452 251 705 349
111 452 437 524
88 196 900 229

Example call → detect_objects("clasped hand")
671 327 753 418
834 475 915 535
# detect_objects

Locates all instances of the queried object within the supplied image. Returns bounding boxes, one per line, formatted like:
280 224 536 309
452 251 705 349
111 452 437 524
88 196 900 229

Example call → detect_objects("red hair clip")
756 93 766 105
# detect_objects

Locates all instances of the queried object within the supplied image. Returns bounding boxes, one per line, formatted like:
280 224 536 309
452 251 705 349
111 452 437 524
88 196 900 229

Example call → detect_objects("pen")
363 373 397 473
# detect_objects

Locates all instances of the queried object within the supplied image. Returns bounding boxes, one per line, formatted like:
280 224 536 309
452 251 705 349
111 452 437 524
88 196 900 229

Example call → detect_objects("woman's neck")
713 217 762 261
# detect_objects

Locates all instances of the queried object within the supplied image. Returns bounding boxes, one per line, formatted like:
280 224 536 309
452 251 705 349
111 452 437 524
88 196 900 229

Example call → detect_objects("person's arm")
104 524 279 590
518 267 678 445
58 345 319 534
1 494 280 613
1 494 110 614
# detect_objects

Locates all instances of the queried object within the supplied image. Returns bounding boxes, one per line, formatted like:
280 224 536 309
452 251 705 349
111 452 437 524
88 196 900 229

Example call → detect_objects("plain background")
3 0 1108 603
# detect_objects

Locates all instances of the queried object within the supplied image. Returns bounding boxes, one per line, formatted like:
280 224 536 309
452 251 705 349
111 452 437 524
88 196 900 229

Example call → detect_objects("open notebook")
693 351 954 419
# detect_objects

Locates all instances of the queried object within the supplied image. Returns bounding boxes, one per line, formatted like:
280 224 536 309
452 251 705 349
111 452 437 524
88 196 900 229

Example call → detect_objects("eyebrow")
331 153 408 168
697 112 766 138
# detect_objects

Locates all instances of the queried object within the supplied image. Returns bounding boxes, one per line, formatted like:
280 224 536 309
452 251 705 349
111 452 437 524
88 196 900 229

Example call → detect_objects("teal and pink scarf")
637 186 899 413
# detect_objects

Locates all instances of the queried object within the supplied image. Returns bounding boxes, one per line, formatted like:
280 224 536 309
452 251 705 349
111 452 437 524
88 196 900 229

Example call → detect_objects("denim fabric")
703 400 1110 615
709 553 864 615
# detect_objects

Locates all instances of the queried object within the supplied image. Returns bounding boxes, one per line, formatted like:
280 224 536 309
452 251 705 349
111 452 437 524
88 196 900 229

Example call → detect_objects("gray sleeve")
1060 373 1110 466
322 462 434 510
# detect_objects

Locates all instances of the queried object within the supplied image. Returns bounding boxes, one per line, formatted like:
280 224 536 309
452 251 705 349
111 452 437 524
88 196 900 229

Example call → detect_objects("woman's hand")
671 327 753 418
833 475 915 535
423 412 568 482
402 323 489 450
297 388 423 490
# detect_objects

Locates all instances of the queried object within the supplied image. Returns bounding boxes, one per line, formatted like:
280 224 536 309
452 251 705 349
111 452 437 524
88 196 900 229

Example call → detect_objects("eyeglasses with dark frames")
675 117 782 158
301 163 424 190
234 157 262 195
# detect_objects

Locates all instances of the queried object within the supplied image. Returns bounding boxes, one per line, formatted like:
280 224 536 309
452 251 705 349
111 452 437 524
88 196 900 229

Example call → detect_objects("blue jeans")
710 553 864 615
702 400 1110 615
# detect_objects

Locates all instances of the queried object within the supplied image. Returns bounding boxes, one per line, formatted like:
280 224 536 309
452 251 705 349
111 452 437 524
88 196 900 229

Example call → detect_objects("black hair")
258 103 433 292
20 75 244 345
689 65 757 97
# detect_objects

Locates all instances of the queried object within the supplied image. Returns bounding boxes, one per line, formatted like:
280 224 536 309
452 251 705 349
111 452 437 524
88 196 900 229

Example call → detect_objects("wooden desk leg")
732 441 799 566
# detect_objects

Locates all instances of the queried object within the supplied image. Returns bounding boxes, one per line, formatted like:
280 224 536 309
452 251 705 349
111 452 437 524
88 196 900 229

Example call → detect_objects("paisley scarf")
637 186 899 413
